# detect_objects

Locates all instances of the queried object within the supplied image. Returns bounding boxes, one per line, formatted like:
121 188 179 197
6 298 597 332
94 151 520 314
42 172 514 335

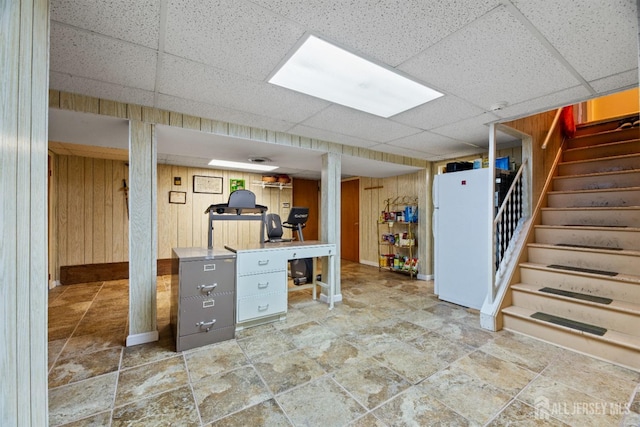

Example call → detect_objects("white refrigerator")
433 168 490 310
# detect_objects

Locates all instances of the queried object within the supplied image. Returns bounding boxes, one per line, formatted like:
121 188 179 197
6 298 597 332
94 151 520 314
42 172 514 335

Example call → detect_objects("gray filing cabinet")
171 247 236 351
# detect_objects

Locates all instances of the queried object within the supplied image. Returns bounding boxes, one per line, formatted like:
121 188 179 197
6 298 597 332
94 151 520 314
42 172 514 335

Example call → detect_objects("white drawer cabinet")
236 270 287 299
237 291 288 323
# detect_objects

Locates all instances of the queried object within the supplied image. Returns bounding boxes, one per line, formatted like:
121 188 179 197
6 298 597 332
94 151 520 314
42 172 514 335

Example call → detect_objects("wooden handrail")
541 107 563 150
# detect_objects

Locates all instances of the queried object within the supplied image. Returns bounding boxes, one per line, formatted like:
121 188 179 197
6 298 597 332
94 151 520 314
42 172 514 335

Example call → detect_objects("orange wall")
587 87 639 122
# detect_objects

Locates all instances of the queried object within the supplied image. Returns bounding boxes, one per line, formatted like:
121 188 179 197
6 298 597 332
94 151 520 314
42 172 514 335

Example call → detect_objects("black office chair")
264 213 292 243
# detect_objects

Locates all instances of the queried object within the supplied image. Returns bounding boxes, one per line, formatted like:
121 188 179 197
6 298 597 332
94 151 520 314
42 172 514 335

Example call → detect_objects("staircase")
502 117 640 371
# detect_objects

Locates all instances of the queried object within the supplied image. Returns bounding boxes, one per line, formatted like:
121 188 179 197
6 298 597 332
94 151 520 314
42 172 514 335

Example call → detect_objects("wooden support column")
0 0 50 424
321 152 342 300
126 121 159 346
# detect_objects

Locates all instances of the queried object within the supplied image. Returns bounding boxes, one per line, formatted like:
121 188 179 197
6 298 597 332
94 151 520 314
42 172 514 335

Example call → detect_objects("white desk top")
224 240 335 254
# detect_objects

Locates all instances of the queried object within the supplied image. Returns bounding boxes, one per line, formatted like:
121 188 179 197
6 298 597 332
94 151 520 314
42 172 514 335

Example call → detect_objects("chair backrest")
264 213 284 241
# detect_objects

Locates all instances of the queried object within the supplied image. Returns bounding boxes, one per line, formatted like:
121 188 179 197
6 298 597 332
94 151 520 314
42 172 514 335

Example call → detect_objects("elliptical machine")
264 207 318 285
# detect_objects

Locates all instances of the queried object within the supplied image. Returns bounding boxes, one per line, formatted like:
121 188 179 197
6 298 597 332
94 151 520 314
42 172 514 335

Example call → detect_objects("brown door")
292 178 319 241
341 179 359 262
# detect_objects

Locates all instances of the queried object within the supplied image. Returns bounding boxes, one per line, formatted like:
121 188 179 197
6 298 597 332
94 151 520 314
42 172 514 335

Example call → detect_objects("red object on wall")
561 105 576 138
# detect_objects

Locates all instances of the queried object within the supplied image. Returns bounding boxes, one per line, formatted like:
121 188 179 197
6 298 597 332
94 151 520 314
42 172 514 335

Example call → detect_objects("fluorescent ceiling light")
269 35 443 118
208 159 279 172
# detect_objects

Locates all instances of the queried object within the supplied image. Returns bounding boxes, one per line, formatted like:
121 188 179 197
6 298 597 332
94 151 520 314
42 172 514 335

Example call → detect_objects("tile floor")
48 261 640 426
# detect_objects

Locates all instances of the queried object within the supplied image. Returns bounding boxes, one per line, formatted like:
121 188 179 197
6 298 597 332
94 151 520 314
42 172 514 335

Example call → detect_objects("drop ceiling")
48 0 639 178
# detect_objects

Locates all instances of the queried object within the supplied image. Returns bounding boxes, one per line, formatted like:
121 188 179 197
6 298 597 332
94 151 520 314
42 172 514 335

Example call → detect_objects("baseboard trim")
60 259 173 285
126 330 159 347
417 273 433 281
320 293 343 305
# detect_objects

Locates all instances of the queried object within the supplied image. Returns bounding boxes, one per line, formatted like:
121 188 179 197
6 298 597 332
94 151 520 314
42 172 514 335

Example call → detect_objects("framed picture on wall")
193 175 223 194
230 179 245 192
169 191 187 204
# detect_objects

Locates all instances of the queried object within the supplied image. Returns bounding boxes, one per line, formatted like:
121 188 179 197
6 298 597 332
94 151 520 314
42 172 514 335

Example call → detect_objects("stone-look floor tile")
115 355 189 406
58 410 112 427
254 349 326 395
424 302 473 320
391 292 440 310
517 375 623 427
630 387 640 413
234 322 277 340
49 372 117 426
451 350 537 395
302 337 367 372
237 328 296 361
277 376 366 426
418 367 512 424
58 331 124 359
409 330 473 363
280 320 339 349
622 412 640 427
372 341 446 384
72 317 127 338
486 399 570 426
436 319 496 348
332 358 411 409
112 385 199 426
120 336 176 369
208 398 291 426
398 308 446 330
377 318 428 342
185 340 249 382
320 309 390 335
347 413 388 427
48 324 79 342
344 325 407 357
193 366 271 424
49 347 122 388
543 351 640 404
479 330 560 373
373 386 471 426
48 339 67 370
272 307 310 329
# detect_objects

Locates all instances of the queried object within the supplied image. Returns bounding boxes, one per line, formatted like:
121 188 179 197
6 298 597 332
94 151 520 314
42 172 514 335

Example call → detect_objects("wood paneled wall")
51 153 292 273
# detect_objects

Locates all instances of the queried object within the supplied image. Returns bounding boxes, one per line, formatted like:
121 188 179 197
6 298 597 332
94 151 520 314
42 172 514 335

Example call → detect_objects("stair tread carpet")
537 287 613 304
519 262 640 285
530 312 607 336
547 264 618 276
555 243 625 251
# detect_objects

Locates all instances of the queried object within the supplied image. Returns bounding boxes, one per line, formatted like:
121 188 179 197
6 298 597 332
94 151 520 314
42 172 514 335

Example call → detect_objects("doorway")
292 178 319 240
341 179 359 262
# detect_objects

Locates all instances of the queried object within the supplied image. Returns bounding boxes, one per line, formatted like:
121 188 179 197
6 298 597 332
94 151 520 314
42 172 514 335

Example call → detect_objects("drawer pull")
258 304 269 311
198 283 217 295
196 319 216 332
258 259 269 266
258 282 269 289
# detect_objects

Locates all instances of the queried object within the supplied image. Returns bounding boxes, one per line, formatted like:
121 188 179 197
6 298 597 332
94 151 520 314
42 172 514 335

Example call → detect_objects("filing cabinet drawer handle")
258 282 269 289
196 319 217 332
197 283 217 295
258 260 269 266
258 304 269 311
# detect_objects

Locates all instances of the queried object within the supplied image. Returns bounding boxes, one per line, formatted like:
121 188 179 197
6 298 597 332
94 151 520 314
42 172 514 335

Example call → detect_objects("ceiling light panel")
208 159 279 172
269 35 443 118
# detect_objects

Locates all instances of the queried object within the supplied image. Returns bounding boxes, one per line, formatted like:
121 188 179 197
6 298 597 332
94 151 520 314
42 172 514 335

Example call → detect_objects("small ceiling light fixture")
248 156 272 164
489 102 508 112
208 159 278 172
268 35 443 118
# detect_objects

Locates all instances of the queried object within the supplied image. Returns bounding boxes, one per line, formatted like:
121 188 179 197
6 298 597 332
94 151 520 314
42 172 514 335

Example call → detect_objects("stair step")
502 306 640 370
547 264 618 276
527 243 640 276
520 263 640 304
552 169 640 192
563 139 639 162
558 153 640 176
541 206 640 227
534 224 640 251
538 287 612 304
568 126 640 148
547 186 640 208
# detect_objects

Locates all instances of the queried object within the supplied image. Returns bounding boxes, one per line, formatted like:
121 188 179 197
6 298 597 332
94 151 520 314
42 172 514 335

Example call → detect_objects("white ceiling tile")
250 0 500 66
301 105 422 143
51 0 160 48
387 131 482 156
511 0 638 81
158 54 329 123
286 125 378 149
164 0 305 80
589 69 640 94
493 85 590 120
370 143 436 160
430 113 500 145
50 72 155 107
400 6 580 109
50 23 157 91
155 94 296 132
391 95 486 130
